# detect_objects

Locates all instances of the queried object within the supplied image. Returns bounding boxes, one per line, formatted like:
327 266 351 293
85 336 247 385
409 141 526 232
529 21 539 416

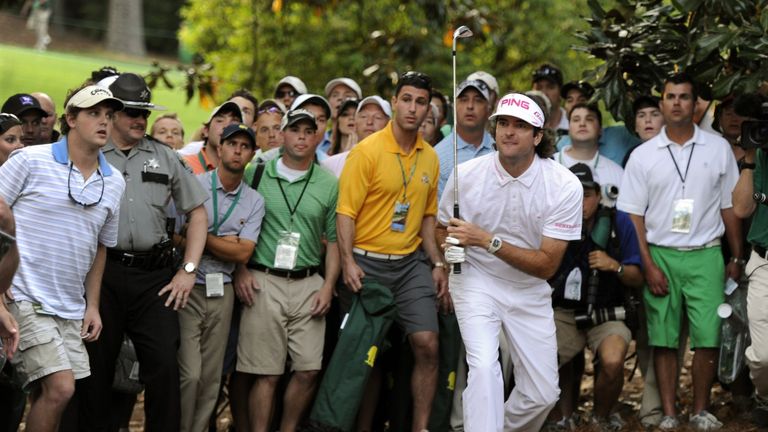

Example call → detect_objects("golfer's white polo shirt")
617 125 738 248
0 139 125 319
553 146 624 207
438 153 582 287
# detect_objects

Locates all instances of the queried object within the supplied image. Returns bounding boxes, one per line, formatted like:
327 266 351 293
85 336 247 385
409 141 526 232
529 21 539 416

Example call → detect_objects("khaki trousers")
746 250 768 396
178 283 234 432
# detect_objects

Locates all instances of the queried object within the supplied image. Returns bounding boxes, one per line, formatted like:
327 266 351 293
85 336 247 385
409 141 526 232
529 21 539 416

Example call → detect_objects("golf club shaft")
452 38 461 275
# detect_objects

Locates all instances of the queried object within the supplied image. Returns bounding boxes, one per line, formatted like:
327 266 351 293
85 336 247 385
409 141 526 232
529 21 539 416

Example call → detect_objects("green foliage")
577 0 768 121
179 0 597 103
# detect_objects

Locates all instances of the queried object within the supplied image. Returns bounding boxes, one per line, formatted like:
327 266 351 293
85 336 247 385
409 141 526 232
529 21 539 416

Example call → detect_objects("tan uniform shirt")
103 137 208 251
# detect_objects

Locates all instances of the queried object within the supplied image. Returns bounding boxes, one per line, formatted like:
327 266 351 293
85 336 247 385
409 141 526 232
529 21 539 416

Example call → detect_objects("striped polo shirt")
244 158 338 269
0 139 125 319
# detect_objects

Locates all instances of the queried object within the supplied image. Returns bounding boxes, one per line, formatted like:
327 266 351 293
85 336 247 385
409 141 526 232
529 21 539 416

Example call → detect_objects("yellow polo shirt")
337 121 439 255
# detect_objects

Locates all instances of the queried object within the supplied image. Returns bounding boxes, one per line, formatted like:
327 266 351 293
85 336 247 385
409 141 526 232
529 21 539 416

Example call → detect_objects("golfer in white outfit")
438 93 583 431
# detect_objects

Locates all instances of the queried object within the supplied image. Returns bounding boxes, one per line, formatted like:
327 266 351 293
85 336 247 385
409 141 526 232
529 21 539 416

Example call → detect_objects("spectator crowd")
0 61 767 432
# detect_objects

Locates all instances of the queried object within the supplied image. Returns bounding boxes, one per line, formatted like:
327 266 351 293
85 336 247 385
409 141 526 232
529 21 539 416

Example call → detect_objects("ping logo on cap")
500 97 530 110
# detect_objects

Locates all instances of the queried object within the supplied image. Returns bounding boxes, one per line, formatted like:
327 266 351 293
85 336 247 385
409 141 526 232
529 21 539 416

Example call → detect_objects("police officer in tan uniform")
73 73 209 431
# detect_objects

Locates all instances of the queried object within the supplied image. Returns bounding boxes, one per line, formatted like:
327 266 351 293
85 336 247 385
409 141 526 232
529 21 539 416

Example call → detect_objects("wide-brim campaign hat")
99 73 167 111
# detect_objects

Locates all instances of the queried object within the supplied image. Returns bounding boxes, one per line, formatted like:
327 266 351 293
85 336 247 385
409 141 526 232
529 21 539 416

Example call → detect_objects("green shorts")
644 245 724 349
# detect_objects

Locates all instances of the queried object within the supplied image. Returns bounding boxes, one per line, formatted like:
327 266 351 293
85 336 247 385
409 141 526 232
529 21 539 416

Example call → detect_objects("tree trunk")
106 0 146 57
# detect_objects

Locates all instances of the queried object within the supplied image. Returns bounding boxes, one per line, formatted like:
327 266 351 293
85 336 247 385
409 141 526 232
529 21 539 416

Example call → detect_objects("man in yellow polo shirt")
337 71 448 432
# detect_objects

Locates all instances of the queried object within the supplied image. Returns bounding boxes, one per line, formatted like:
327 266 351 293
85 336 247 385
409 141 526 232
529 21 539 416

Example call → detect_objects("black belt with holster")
247 262 319 280
108 239 175 270
754 244 768 260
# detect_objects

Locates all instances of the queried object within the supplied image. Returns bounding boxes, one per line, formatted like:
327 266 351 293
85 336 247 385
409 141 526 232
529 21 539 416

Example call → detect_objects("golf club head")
453 25 473 40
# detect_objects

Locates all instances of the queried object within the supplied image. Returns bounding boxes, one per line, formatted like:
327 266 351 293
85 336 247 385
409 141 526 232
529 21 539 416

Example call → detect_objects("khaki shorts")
236 270 325 375
8 301 90 390
554 308 632 367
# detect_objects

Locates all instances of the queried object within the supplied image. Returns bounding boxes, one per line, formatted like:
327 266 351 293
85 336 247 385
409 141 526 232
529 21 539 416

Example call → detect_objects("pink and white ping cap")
489 93 545 128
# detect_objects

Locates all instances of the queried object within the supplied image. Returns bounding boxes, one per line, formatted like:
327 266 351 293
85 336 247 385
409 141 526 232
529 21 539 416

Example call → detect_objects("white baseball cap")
275 76 308 95
490 93 545 128
356 95 392 118
290 94 332 119
324 77 363 99
467 71 499 95
66 85 124 111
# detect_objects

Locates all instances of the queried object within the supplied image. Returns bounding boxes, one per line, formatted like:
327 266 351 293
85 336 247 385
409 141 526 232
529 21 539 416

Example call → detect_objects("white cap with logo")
67 85 124 111
490 93 545 128
356 95 392 118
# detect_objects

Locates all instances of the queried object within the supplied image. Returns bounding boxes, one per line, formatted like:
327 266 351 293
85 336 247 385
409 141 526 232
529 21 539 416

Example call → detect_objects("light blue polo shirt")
434 130 495 199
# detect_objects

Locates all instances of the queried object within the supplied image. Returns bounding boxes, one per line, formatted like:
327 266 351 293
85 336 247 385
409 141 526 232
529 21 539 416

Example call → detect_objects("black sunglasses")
400 71 432 88
275 90 297 99
123 108 150 119
68 162 105 208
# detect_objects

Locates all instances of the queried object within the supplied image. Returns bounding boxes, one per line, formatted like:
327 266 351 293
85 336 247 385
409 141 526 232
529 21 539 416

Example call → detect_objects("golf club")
451 25 473 274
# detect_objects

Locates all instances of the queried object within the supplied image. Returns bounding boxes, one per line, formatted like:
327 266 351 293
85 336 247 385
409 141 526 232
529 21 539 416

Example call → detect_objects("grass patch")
0 43 210 134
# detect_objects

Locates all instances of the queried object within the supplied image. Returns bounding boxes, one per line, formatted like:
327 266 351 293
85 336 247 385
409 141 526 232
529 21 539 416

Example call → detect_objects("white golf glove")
445 246 466 264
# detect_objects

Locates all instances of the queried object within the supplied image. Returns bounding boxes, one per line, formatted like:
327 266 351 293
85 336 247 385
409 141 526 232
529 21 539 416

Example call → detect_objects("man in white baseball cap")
274 76 307 109
437 93 583 431
467 70 500 107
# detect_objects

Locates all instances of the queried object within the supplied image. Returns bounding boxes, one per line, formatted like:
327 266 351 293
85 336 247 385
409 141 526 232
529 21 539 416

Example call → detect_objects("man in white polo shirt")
619 73 742 431
439 93 582 431
0 85 125 431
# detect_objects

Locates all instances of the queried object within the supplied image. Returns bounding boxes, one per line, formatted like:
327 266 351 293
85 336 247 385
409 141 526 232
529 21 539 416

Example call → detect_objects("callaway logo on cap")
490 93 545 128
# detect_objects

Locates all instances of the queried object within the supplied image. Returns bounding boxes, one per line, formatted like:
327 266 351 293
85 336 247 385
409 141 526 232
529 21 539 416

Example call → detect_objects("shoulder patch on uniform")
177 155 194 174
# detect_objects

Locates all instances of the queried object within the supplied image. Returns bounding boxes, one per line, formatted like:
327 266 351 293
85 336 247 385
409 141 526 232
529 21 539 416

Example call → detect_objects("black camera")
735 94 768 149
574 306 626 329
741 120 768 149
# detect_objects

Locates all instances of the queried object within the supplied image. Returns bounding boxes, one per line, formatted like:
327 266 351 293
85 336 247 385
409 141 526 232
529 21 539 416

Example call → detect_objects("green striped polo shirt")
244 159 338 268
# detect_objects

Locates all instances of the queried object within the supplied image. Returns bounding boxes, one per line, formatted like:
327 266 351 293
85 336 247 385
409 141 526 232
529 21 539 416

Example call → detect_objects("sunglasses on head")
275 90 297 99
400 71 432 88
124 108 150 119
258 106 282 115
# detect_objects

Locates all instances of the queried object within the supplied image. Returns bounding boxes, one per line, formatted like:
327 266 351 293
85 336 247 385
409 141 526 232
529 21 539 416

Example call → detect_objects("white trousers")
451 269 559 432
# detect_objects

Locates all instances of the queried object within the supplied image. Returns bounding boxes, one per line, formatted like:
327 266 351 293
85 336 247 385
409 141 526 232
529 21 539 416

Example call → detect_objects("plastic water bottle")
718 279 750 384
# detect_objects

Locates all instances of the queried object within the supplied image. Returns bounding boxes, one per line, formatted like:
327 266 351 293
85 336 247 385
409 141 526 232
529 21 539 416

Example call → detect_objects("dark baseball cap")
0 113 22 134
281 108 318 131
570 163 599 190
560 81 595 99
532 64 563 87
221 123 256 148
2 94 48 118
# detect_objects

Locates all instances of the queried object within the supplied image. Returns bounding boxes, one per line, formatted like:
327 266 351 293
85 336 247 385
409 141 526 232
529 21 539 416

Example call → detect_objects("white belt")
353 247 407 261
670 238 721 252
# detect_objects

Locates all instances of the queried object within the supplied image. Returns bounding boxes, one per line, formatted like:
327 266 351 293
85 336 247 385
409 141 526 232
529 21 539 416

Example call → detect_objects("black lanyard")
666 142 695 196
276 163 314 224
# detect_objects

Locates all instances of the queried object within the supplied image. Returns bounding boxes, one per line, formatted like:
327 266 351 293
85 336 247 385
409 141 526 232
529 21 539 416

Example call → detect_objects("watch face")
492 238 502 248
184 262 195 273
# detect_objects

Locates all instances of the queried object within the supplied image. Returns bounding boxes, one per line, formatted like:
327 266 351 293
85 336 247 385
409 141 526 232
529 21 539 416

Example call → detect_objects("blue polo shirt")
434 130 495 198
